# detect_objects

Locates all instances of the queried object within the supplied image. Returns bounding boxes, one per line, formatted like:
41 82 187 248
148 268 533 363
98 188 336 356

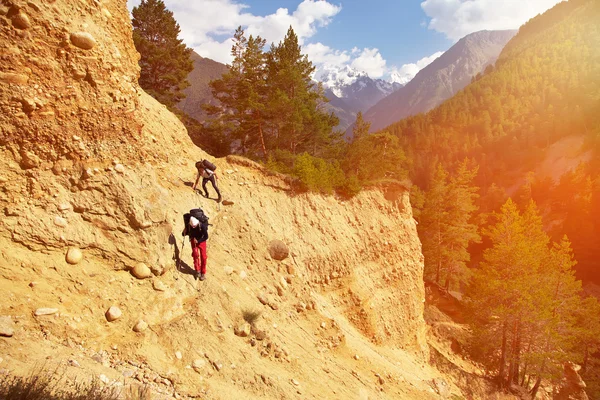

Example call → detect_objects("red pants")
191 239 207 274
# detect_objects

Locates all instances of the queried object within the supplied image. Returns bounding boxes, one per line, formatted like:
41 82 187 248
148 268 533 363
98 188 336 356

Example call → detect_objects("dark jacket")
184 222 208 243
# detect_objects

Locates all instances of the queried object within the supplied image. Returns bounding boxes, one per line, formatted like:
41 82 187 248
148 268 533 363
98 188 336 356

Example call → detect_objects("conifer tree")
132 0 193 107
266 26 338 154
352 111 371 141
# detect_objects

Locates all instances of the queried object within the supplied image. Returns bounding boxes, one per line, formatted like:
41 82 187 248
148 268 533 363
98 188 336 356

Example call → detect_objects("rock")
268 240 289 261
254 330 267 341
286 264 295 275
133 320 148 332
152 280 167 291
131 263 152 279
0 72 28 85
114 164 125 173
0 316 15 337
70 32 96 50
223 266 234 275
35 308 58 316
239 271 247 280
431 378 449 398
12 13 31 29
222 200 234 206
65 247 83 265
212 361 223 371
105 306 122 322
122 369 134 378
192 359 205 372
257 293 268 305
234 323 251 337
54 216 67 227
175 351 182 360
354 354 360 360
291 379 300 386
68 359 81 368
19 150 40 169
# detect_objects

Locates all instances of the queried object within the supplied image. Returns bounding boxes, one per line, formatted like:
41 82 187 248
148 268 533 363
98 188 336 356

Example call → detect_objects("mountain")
176 51 227 122
363 29 517 133
318 66 402 131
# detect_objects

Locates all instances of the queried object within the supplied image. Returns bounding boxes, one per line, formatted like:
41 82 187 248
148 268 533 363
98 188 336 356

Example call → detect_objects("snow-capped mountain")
318 65 402 113
316 65 403 131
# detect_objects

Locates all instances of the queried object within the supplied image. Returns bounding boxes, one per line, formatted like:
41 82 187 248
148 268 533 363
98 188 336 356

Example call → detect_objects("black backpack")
183 208 209 235
197 159 216 172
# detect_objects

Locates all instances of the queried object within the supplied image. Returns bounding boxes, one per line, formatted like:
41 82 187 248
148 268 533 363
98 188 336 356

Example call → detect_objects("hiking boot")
194 271 200 280
199 273 206 281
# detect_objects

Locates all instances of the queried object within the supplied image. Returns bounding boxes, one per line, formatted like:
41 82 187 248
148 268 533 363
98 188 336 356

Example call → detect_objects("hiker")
193 160 221 202
182 209 209 281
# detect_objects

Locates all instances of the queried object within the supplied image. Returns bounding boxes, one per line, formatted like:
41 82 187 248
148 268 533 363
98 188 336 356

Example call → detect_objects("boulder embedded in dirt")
65 247 83 265
105 306 122 322
131 263 152 279
34 308 58 316
133 320 148 332
0 316 15 337
70 32 96 50
12 13 31 29
268 240 289 261
234 323 251 337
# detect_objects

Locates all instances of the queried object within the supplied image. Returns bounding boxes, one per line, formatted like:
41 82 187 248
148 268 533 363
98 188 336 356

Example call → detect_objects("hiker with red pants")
182 209 209 281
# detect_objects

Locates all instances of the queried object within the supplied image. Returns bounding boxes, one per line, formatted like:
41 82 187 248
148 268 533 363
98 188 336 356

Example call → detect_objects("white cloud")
421 0 564 40
390 51 444 84
127 0 341 64
350 48 387 79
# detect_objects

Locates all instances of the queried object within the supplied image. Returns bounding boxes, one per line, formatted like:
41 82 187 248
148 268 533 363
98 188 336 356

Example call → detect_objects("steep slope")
364 30 516 133
0 1 492 399
176 51 227 122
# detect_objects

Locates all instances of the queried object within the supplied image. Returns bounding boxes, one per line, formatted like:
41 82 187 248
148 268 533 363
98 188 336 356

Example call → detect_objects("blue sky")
127 0 563 83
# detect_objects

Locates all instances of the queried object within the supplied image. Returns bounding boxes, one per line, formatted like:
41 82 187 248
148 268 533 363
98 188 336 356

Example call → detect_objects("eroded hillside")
0 0 490 398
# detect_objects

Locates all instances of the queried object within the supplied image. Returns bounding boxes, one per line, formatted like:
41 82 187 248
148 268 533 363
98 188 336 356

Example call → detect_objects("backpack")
183 208 209 235
201 159 217 172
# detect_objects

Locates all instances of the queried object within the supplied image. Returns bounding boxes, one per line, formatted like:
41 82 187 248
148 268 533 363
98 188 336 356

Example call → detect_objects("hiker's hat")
189 216 200 227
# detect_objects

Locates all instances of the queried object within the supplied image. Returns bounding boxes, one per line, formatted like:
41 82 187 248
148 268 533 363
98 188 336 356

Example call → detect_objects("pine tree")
265 26 338 154
419 161 480 289
132 0 193 107
352 111 371 141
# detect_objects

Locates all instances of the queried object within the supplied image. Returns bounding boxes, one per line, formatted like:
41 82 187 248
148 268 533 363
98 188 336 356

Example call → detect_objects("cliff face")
0 1 443 399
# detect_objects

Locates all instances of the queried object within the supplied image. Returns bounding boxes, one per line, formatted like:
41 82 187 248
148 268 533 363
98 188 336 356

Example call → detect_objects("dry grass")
0 368 151 400
242 309 262 326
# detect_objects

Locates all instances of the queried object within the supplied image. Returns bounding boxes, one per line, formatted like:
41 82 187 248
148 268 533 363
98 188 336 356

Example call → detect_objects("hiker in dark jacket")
193 160 222 202
182 215 209 281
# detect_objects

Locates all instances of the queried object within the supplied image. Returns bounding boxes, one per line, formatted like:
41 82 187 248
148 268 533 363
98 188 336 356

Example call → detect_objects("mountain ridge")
363 29 517 133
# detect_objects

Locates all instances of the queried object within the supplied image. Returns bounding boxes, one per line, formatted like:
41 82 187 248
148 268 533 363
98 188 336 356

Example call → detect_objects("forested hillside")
383 0 600 282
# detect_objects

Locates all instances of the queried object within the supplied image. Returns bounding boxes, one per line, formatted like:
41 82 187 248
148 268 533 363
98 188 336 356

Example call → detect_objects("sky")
126 0 563 84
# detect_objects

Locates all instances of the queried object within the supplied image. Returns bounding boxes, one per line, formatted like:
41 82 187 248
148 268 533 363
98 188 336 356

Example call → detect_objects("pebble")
0 316 15 337
54 216 67 227
354 354 360 360
12 13 31 29
34 308 58 316
175 351 182 360
152 280 167 291
223 266 234 275
133 320 148 332
234 323 251 337
0 72 28 85
70 32 96 50
239 271 247 280
105 306 122 322
192 359 205 372
65 247 83 265
292 379 300 386
131 263 152 279
114 164 125 173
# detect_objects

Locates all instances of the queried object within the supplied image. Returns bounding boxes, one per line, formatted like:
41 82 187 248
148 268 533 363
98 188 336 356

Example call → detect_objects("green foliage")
293 152 345 194
132 0 193 107
418 161 481 290
207 26 339 161
343 132 409 184
466 199 585 390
